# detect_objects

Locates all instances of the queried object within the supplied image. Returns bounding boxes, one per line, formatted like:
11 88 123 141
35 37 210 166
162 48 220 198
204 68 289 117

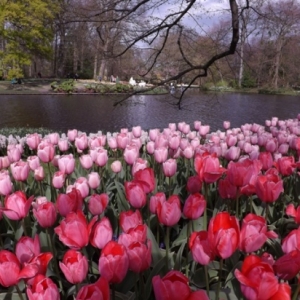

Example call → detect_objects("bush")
51 80 75 93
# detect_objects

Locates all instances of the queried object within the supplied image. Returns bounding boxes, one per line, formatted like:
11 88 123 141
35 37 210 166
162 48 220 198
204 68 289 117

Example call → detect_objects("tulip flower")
0 250 38 287
162 158 177 177
26 133 41 150
75 133 88 151
127 240 152 273
189 231 215 265
125 181 147 209
26 274 60 300
239 213 278 253
56 188 83 217
1 191 33 220
154 147 168 163
90 217 113 249
119 209 143 233
88 193 109 215
59 250 88 284
94 147 108 167
275 156 296 176
156 195 181 227
118 224 147 248
133 167 155 193
235 255 281 300
67 129 78 142
98 241 129 283
286 203 300 224
255 171 283 203
152 270 191 300
111 160 122 173
74 177 90 198
132 158 148 175
15 235 40 265
218 177 237 199
282 228 300 254
27 155 40 171
183 193 206 220
76 276 110 300
10 161 30 182
54 210 96 249
0 170 13 196
123 144 139 165
37 141 55 163
52 171 65 189
208 212 240 259
79 154 94 169
32 197 57 228
87 172 101 189
58 154 75 174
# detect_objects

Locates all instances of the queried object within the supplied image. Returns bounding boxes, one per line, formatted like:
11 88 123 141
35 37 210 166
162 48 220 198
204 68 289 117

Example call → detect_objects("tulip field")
0 116 299 300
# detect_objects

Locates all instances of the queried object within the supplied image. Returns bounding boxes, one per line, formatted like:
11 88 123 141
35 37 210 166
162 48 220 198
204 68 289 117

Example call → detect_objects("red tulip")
76 276 110 300
125 181 147 209
27 252 53 279
88 193 109 215
98 241 129 283
183 193 206 220
218 177 237 199
286 204 300 224
255 171 283 203
189 231 214 265
133 167 155 193
275 156 296 176
239 213 278 253
54 210 96 250
118 224 147 248
15 235 40 265
152 270 191 300
282 228 300 254
156 195 181 227
208 212 240 259
119 209 143 233
235 255 280 300
258 152 274 171
59 250 88 284
26 274 60 300
0 250 38 287
56 188 83 217
150 192 166 214
127 240 152 273
90 217 113 249
273 249 300 280
194 153 225 184
187 290 209 300
186 175 202 194
269 283 291 300
1 191 33 220
32 197 57 228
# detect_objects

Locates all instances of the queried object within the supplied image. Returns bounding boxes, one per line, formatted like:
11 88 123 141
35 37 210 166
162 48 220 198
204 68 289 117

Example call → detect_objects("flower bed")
0 116 299 299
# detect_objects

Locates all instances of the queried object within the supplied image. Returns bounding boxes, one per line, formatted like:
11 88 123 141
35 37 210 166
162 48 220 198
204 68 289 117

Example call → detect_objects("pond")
0 90 299 133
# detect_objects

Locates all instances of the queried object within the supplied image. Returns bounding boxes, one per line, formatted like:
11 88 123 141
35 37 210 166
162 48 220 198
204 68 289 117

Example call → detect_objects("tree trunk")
238 20 246 88
273 38 283 90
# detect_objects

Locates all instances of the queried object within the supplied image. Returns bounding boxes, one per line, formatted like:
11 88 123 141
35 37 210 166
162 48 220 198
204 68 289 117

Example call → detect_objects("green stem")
46 228 64 296
204 265 210 296
22 218 28 236
292 283 300 300
139 272 145 297
15 284 24 300
165 226 170 271
216 259 223 300
185 221 192 277
249 195 253 213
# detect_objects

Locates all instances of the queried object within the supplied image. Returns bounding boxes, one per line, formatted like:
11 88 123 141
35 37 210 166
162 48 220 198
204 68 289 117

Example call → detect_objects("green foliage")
50 80 75 93
242 72 257 88
7 67 23 80
85 83 134 94
0 0 59 76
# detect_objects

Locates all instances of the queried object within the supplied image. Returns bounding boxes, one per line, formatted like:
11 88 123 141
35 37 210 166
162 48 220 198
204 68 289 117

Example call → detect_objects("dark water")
0 91 299 133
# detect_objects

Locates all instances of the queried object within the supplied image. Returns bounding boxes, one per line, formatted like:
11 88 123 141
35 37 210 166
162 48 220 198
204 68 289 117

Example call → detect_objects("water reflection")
0 91 299 133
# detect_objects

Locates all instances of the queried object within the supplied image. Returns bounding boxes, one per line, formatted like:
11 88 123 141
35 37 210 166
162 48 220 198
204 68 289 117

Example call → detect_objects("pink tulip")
146 141 155 154
0 156 10 169
168 133 181 150
58 138 69 151
111 160 122 173
52 171 65 189
27 156 40 171
10 161 30 181
15 235 40 265
0 251 37 287
133 167 155 194
162 159 177 177
223 121 230 129
87 172 101 189
75 133 88 151
125 181 147 209
108 137 118 150
132 158 148 175
74 177 90 198
37 141 55 163
127 240 152 273
90 217 113 249
59 250 88 284
58 154 75 175
1 191 33 220
156 195 181 227
98 241 129 283
154 147 168 163
123 144 139 165
88 193 108 215
79 154 93 169
117 133 129 149
34 166 45 181
132 126 142 138
150 192 166 214
26 274 60 300
7 145 22 162
67 129 78 142
0 170 12 196
183 193 206 220
56 188 83 217
76 276 109 300
119 210 143 233
26 133 41 150
54 210 96 249
32 197 57 228
94 148 108 167
118 224 147 248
